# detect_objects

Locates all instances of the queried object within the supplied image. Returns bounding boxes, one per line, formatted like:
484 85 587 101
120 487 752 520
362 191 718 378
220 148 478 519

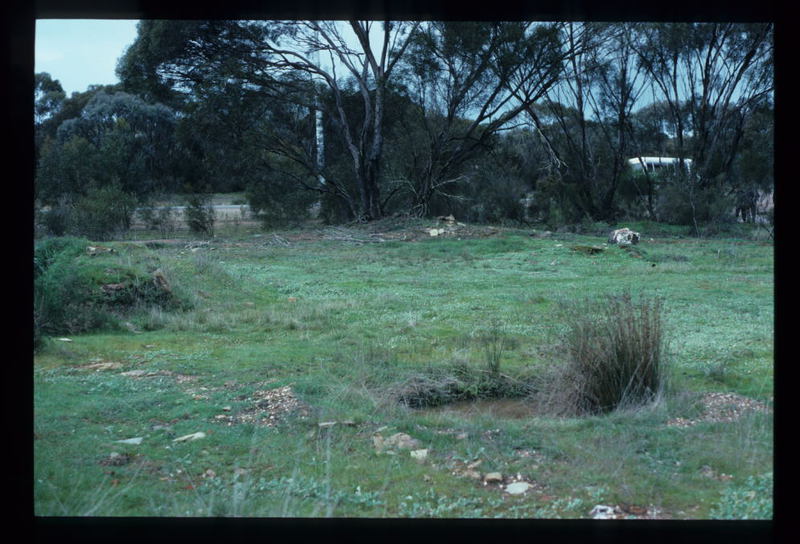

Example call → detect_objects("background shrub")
68 183 138 241
137 198 177 236
184 193 216 236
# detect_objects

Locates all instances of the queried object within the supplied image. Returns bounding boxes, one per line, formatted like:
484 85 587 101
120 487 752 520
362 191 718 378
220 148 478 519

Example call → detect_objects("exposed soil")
214 385 312 427
666 392 772 428
124 217 522 248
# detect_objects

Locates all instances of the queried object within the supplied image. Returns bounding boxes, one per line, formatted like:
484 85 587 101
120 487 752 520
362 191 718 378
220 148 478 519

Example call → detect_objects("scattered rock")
152 268 171 293
607 228 640 246
215 385 310 427
185 241 210 250
86 245 116 256
123 321 141 334
570 245 605 255
386 432 422 450
80 360 124 371
410 449 429 463
373 432 422 454
173 432 206 443
505 482 531 495
115 437 144 445
120 369 164 377
101 282 127 294
484 472 503 484
463 469 482 480
590 504 620 520
619 503 649 517
318 421 338 429
666 392 771 428
57 337 73 342
151 424 173 431
99 452 133 466
699 465 734 481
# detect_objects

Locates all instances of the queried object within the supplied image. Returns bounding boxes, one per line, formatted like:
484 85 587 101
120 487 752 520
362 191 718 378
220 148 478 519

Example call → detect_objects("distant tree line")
35 21 773 237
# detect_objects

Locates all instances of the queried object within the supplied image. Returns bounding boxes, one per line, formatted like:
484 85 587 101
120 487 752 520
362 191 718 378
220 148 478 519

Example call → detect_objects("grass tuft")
542 292 669 416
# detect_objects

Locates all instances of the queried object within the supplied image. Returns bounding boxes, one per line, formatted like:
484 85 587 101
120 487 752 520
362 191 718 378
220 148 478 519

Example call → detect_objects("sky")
35 19 140 96
33 19 382 97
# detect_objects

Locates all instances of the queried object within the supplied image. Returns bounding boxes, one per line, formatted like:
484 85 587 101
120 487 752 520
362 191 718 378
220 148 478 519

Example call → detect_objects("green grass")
33 223 773 518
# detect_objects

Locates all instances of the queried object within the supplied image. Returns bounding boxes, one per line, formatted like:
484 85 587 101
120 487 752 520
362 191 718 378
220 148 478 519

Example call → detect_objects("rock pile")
607 228 640 245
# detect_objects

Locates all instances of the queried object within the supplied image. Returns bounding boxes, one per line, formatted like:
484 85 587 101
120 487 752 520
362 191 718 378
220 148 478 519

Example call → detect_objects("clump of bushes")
540 292 669 415
39 184 138 240
34 237 191 348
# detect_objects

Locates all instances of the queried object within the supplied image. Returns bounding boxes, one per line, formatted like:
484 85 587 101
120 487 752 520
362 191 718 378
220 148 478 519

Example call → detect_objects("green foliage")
184 193 216 236
33 237 190 342
710 472 773 519
36 90 180 210
69 184 138 241
656 177 737 230
245 157 317 228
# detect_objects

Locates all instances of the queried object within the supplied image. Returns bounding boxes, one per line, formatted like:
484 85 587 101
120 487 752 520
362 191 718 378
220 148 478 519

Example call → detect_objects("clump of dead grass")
538 292 669 416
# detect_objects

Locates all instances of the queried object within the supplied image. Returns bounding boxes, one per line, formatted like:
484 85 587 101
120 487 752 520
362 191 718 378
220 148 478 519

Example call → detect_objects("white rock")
590 505 618 519
410 449 428 463
484 472 503 484
386 432 421 450
115 437 144 445
505 482 531 495
173 432 206 442
607 228 640 246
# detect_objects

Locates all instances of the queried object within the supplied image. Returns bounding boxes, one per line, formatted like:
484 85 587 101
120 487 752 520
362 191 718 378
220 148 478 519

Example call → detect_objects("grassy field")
33 219 773 519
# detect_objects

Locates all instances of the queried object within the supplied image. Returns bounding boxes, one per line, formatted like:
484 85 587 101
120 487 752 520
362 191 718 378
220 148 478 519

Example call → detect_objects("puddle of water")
418 397 535 419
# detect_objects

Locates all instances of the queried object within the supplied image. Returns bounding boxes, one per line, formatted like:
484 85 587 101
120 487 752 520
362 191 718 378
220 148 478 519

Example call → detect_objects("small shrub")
478 321 509 376
69 184 138 241
138 204 177 236
710 472 773 520
40 198 72 236
545 292 669 415
185 193 215 236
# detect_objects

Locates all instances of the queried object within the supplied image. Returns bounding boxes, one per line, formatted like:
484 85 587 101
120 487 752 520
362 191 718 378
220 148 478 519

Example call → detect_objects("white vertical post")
314 27 325 186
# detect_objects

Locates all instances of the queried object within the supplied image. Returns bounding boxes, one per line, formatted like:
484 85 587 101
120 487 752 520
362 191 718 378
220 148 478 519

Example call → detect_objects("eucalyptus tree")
529 22 649 221
34 72 66 126
396 21 566 217
630 22 773 226
118 19 420 221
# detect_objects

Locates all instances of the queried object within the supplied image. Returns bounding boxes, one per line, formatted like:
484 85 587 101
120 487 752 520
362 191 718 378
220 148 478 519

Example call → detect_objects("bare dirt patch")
214 385 311 427
666 392 771 428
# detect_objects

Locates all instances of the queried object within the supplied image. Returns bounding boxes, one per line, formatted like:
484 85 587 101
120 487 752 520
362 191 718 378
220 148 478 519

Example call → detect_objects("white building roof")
627 156 692 166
